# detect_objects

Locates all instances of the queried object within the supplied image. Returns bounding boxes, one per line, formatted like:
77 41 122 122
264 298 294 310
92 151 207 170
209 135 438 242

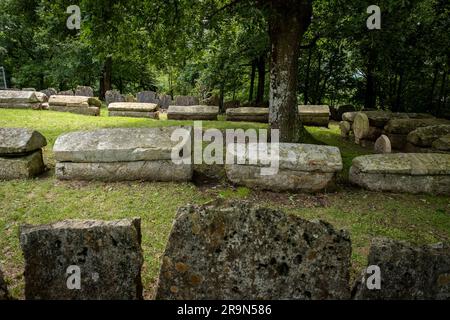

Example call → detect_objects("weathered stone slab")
35 92 48 103
374 135 391 154
48 105 100 116
167 105 219 120
136 91 158 103
433 134 450 151
158 94 172 109
353 238 450 300
0 128 47 155
0 90 40 104
407 125 450 147
156 202 351 300
226 107 269 123
57 90 74 96
20 218 143 300
174 96 200 106
384 118 450 135
105 90 125 106
226 143 343 192
49 95 101 108
108 111 159 119
54 127 193 163
22 88 36 92
74 86 94 97
108 102 158 112
349 153 450 195
0 102 41 110
0 150 45 180
0 268 9 300
56 161 193 182
40 88 57 97
298 105 330 117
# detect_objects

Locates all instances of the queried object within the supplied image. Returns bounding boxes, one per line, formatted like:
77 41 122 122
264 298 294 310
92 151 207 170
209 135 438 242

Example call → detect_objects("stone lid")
0 128 47 155
168 105 219 115
108 102 158 112
49 95 101 108
0 90 40 104
230 143 343 173
298 105 330 116
226 107 269 116
54 126 193 163
352 153 450 175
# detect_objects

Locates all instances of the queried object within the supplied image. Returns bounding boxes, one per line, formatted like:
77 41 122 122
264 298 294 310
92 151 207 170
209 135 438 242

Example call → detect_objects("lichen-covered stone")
349 153 450 195
105 90 125 106
0 268 9 300
56 161 192 182
384 118 450 135
298 105 330 127
0 90 40 104
226 143 342 192
167 105 219 120
353 238 450 300
74 86 94 97
0 150 45 180
108 102 158 112
54 127 192 163
20 219 143 300
0 128 47 155
174 96 199 106
48 105 100 116
432 134 450 151
136 91 158 103
156 202 352 300
407 125 450 147
374 135 391 154
226 107 269 123
108 111 159 119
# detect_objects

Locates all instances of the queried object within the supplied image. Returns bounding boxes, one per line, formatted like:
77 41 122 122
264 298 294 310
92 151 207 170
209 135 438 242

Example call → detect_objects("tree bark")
364 49 377 110
249 60 256 102
304 47 313 104
100 56 112 100
267 0 312 143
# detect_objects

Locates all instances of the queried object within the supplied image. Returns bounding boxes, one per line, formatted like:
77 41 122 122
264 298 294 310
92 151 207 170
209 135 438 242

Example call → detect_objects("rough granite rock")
158 94 172 109
54 127 193 163
432 134 450 151
226 107 269 123
0 90 40 104
108 102 158 112
353 238 450 300
0 268 9 300
56 161 193 182
374 135 391 154
20 219 143 300
407 125 450 147
156 202 352 300
174 96 199 106
0 150 46 179
0 128 47 155
340 121 351 138
49 95 101 108
349 153 450 195
40 88 58 97
226 143 343 192
74 86 94 97
105 90 125 106
57 90 74 96
167 105 219 120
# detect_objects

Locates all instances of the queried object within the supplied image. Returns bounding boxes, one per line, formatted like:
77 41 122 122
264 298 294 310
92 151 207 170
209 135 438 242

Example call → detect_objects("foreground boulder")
108 102 159 119
167 105 219 121
226 107 269 123
0 268 9 300
349 153 450 195
353 238 450 300
156 202 351 300
226 143 343 192
0 128 47 180
0 90 42 110
20 218 143 300
54 127 193 181
48 95 101 116
298 105 330 127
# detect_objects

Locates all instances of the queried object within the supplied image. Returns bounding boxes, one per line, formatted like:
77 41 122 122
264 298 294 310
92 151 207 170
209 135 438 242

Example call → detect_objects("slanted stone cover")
156 202 352 300
48 95 101 116
108 102 159 119
0 90 41 110
54 127 193 182
167 105 219 120
353 238 450 300
226 107 269 123
226 143 343 192
349 153 450 195
298 105 330 127
0 128 47 179
20 218 144 300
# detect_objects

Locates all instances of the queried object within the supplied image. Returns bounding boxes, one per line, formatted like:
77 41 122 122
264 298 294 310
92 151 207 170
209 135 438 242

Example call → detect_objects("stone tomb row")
6 202 449 300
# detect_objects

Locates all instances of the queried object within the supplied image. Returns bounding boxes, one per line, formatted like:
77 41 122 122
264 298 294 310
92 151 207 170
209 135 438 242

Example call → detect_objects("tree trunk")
268 0 312 143
364 49 377 110
100 56 112 99
394 70 404 112
304 47 313 104
219 82 225 113
256 55 266 105
249 60 256 102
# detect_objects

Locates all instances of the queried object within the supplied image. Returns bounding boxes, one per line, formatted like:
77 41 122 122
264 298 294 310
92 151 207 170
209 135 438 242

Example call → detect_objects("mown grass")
0 108 449 299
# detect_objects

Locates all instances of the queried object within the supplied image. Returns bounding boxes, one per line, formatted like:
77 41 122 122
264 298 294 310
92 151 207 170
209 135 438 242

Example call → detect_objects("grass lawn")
1 108 449 299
